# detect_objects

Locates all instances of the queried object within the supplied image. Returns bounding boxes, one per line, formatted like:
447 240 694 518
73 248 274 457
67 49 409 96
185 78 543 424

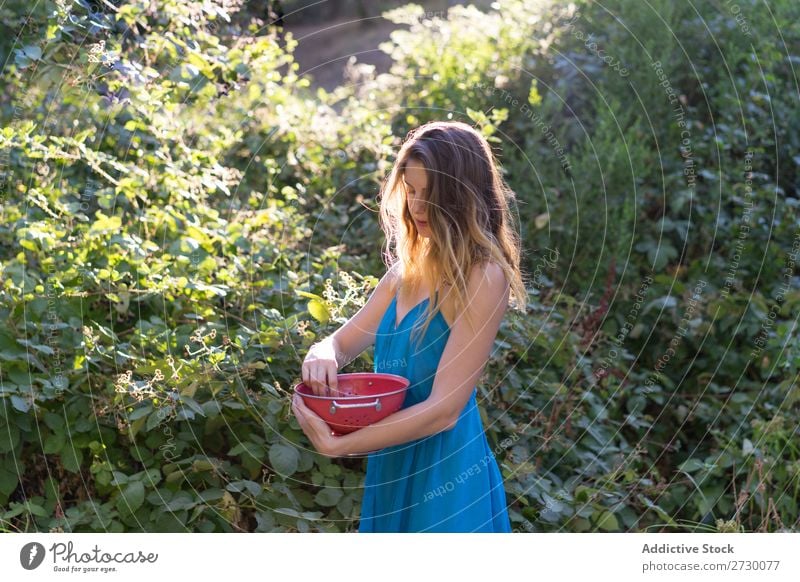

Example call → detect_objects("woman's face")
403 158 431 237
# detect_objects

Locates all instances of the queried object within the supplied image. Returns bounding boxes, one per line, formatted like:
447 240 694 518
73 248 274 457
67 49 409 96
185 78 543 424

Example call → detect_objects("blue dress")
358 287 512 533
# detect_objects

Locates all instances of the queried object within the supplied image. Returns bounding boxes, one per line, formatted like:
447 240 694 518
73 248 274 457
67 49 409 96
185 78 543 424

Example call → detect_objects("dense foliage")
1 0 798 532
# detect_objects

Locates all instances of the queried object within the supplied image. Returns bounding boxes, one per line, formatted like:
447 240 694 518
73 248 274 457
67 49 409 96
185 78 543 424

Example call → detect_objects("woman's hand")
292 393 344 458
301 338 341 396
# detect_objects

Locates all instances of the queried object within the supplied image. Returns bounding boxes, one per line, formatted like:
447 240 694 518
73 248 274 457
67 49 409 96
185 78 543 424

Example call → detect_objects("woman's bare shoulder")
385 262 403 294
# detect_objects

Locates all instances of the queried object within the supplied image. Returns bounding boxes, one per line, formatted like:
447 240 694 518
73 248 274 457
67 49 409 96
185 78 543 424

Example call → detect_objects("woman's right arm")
301 265 400 396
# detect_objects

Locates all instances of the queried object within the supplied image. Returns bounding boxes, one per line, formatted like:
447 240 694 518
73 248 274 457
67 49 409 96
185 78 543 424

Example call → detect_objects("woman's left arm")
293 262 510 457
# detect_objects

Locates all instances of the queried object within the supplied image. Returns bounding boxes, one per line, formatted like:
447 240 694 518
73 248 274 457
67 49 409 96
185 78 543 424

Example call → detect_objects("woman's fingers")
309 367 325 396
302 364 319 395
302 361 320 394
291 395 303 426
326 368 338 395
301 362 338 397
294 394 310 422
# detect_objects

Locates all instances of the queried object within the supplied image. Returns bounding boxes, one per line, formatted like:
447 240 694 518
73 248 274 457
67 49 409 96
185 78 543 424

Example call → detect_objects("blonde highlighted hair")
378 120 529 349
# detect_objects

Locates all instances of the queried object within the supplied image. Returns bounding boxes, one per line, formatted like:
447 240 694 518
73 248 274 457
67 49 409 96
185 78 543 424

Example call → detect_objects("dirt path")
284 15 401 92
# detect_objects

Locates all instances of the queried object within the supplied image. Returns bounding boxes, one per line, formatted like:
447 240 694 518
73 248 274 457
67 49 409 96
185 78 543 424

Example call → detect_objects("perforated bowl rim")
293 372 410 401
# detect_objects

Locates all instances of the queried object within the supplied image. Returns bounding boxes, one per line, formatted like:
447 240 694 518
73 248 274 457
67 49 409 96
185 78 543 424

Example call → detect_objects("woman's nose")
410 196 426 215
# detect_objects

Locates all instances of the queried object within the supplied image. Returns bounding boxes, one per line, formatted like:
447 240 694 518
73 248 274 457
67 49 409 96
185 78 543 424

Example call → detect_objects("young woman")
292 120 528 533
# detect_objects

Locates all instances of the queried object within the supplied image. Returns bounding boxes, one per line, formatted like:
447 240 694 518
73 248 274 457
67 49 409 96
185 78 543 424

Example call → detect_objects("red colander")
294 372 410 435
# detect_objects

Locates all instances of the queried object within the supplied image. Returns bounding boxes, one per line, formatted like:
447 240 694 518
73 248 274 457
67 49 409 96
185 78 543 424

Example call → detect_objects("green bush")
374 0 799 531
0 0 390 532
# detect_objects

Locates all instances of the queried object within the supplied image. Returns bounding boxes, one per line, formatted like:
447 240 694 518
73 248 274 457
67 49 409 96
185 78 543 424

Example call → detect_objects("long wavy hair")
378 120 529 350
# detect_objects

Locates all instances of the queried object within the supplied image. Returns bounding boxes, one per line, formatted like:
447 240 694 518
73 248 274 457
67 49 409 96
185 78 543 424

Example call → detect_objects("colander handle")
329 398 382 415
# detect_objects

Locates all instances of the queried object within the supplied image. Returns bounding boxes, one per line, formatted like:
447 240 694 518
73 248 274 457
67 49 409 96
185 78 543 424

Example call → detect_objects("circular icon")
20 542 46 570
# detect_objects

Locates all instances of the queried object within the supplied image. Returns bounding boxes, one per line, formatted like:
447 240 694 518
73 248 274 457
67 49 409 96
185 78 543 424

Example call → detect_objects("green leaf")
226 480 262 497
44 431 66 454
198 488 225 502
163 492 197 511
320 463 341 478
295 291 325 301
128 416 147 440
179 395 206 417
61 443 83 473
678 458 704 473
0 465 19 496
17 338 57 355
14 52 31 69
307 299 330 324
117 480 145 513
3 502 27 519
574 486 593 503
23 45 43 60
314 487 343 507
274 507 323 521
44 411 64 431
227 441 264 458
542 491 565 513
639 494 677 527
110 471 129 486
96 470 111 487
650 243 677 271
0 425 19 453
10 395 30 413
127 405 152 421
595 510 619 531
24 501 48 517
146 409 166 432
88 213 122 237
191 459 216 472
269 443 299 477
